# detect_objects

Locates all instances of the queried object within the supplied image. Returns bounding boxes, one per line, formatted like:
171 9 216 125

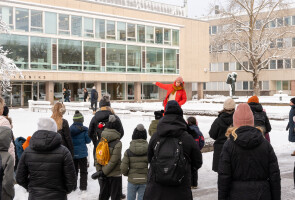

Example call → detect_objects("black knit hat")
3 106 9 116
165 100 183 116
291 98 295 105
105 115 121 132
99 95 111 108
73 110 84 123
154 110 164 120
132 124 147 140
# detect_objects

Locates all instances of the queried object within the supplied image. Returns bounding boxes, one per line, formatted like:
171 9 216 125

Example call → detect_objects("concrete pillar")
95 82 102 101
291 80 295 96
185 82 192 101
134 82 142 102
197 82 204 100
45 81 54 104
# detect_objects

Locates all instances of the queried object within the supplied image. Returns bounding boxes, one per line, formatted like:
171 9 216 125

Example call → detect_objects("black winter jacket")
248 102 272 133
218 126 281 200
143 111 203 200
58 119 74 157
209 111 234 172
16 130 77 200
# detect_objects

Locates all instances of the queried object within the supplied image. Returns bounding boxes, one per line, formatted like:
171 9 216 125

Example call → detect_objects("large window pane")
0 6 13 29
142 83 159 99
106 44 126 72
146 26 154 43
117 22 126 41
31 10 42 32
127 45 141 73
107 83 125 100
283 81 289 90
164 49 176 74
84 17 94 38
137 25 145 43
285 59 291 69
45 12 57 34
270 60 276 69
16 8 29 32
106 21 115 40
71 16 82 37
31 37 51 70
95 19 105 39
277 59 283 69
54 82 63 101
0 34 28 69
164 29 171 45
127 23 136 42
155 27 163 44
58 39 82 71
172 30 179 46
84 41 101 71
59 14 70 35
146 47 163 73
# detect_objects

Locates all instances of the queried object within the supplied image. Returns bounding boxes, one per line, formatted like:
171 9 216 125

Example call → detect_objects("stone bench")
63 102 91 115
28 100 52 112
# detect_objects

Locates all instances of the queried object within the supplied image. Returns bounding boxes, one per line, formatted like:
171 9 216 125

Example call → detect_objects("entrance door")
23 85 32 106
12 85 21 107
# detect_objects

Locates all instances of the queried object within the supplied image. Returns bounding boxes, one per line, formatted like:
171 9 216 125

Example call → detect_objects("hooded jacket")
218 126 281 200
70 122 91 159
248 102 272 133
148 119 159 136
16 130 76 200
58 119 74 157
287 105 295 142
121 139 148 184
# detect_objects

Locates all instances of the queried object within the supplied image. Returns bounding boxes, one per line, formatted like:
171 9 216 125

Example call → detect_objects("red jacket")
156 81 187 109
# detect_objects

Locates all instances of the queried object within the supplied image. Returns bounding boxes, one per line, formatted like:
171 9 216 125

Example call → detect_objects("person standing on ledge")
154 76 187 110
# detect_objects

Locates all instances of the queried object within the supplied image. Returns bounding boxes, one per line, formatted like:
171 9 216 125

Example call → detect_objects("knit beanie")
73 110 84 123
37 117 58 132
3 106 9 116
233 103 254 127
223 98 236 110
175 76 184 83
99 95 111 108
105 115 121 133
154 110 164 120
290 98 295 105
247 95 259 104
132 124 147 140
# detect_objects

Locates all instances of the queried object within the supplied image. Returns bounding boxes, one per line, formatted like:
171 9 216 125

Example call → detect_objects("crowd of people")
0 76 293 200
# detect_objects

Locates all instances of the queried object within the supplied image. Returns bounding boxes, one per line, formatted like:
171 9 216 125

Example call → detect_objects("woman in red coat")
154 76 187 110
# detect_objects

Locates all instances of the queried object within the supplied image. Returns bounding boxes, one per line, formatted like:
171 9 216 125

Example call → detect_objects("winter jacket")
248 102 272 133
96 128 122 177
156 81 187 109
16 130 76 200
121 139 148 184
63 90 70 99
218 126 281 200
209 111 234 172
58 119 74 156
143 110 203 200
148 119 159 136
0 117 16 165
188 125 205 150
0 126 15 200
287 105 295 142
15 137 26 159
88 110 124 147
91 89 98 102
84 91 88 101
70 122 91 159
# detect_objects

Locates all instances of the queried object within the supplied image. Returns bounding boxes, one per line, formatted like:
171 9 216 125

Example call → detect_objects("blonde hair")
225 126 264 141
100 106 115 114
51 102 66 130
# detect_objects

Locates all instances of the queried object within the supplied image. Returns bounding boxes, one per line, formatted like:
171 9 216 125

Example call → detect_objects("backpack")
151 136 187 186
96 138 119 166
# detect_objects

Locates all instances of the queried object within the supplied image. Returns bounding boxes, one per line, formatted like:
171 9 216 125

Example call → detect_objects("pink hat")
233 103 254 127
175 76 183 83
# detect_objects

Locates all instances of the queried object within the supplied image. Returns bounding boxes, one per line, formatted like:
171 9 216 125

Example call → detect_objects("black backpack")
151 136 187 186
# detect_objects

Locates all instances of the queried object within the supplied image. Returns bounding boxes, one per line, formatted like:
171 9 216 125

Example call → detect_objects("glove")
91 171 106 180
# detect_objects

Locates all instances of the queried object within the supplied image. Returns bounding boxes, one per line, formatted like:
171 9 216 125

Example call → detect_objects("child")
121 124 148 200
187 116 205 189
148 110 164 136
70 111 91 193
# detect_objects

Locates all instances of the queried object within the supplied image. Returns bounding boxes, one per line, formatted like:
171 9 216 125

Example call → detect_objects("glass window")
106 21 115 40
284 38 292 48
285 59 291 69
127 23 136 42
16 8 29 32
127 83 134 100
31 37 51 70
142 83 159 99
270 60 276 69
30 10 42 32
146 26 154 43
224 62 229 71
217 63 223 72
84 41 101 71
250 81 253 90
277 59 283 69
54 82 63 101
155 27 163 44
284 16 291 26
211 26 217 34
277 38 283 48
236 62 242 70
293 16 295 25
0 6 13 29
107 83 125 100
270 19 276 28
71 16 82 37
83 17 93 38
210 63 218 72
164 49 176 74
292 38 295 47
229 62 236 71
137 25 145 43
255 20 262 29
45 12 57 34
277 18 283 27
243 81 248 90
276 81 282 90
164 29 171 45
127 45 141 73
172 30 179 46
242 61 248 70
146 47 163 73
95 19 105 39
58 39 82 71
283 81 289 90
293 59 295 68
59 14 70 35
117 22 126 41
263 81 269 90
106 44 126 72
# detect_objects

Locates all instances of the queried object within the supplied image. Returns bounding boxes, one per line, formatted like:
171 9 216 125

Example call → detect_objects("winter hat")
37 117 58 132
99 95 111 108
73 110 84 123
290 97 295 105
154 110 164 120
105 115 121 132
233 103 254 127
223 98 236 110
165 100 183 116
3 106 9 116
175 76 184 83
247 95 259 104
0 116 12 129
132 124 147 140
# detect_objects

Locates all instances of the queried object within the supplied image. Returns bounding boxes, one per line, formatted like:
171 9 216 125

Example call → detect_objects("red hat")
247 95 259 104
175 76 183 83
233 103 254 127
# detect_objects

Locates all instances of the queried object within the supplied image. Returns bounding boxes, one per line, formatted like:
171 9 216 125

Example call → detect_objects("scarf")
171 85 183 95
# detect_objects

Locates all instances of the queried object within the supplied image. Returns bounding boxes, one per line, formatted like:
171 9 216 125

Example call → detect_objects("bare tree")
210 0 291 96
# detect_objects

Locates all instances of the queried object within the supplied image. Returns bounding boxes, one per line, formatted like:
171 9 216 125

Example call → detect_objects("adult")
83 88 89 102
287 97 295 156
154 76 187 110
209 98 235 172
218 103 281 200
16 118 77 200
91 86 99 113
143 100 203 200
63 88 70 102
51 102 74 156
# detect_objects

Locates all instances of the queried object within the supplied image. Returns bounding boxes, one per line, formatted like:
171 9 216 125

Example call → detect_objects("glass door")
23 84 32 106
12 85 21 107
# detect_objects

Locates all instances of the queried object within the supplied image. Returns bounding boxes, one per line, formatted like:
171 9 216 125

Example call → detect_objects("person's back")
148 110 163 136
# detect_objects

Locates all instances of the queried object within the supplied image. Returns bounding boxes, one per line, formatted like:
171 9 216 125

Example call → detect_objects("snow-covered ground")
9 99 295 199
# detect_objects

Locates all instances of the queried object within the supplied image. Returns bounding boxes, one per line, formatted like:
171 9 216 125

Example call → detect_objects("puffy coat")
248 102 272 133
0 126 15 200
0 117 16 165
58 119 74 156
209 111 234 172
70 122 91 159
148 119 159 136
15 137 26 159
143 105 203 200
121 139 148 184
188 125 205 150
156 81 187 109
218 126 281 200
287 105 295 142
16 130 77 200
91 89 98 102
96 128 122 177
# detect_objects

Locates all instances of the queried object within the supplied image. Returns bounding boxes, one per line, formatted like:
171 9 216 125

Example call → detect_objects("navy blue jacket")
70 122 91 159
91 89 98 102
15 137 26 160
287 105 295 142
189 125 205 150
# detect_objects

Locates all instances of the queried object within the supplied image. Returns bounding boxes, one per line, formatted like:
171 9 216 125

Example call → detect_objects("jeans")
91 101 97 112
127 182 146 200
64 97 70 102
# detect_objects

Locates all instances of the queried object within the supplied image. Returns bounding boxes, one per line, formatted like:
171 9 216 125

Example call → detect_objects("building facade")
0 0 209 106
